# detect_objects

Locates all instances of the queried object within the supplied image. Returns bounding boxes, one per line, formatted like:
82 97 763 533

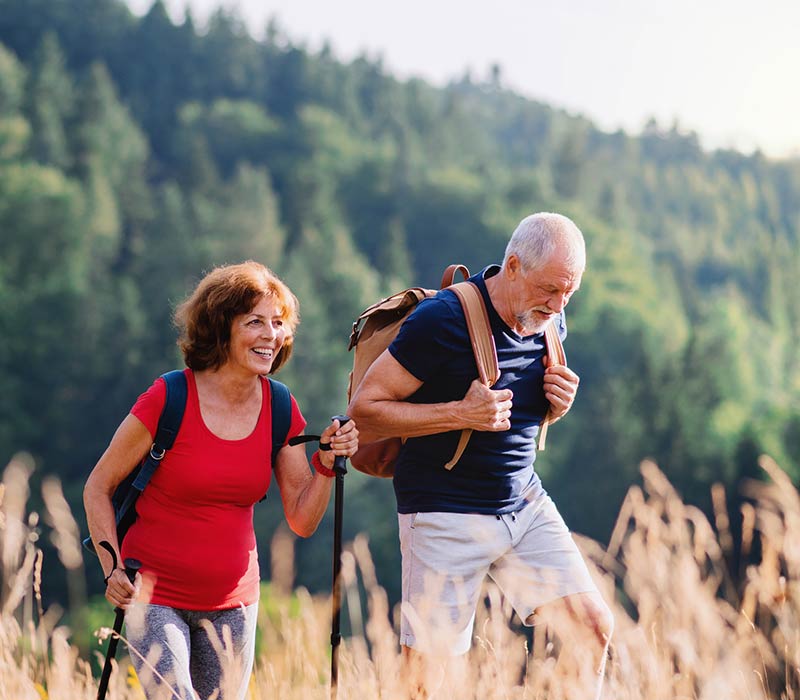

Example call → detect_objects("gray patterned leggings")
124 602 258 700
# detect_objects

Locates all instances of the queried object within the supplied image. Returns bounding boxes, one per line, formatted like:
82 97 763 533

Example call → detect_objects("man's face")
510 253 583 335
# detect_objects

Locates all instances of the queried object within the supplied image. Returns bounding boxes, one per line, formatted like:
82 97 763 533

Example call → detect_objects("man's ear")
506 254 521 280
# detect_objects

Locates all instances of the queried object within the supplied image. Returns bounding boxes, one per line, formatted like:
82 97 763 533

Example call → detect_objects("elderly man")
349 213 613 698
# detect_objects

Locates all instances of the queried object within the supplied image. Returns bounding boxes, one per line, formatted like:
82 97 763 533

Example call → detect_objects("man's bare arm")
347 350 513 443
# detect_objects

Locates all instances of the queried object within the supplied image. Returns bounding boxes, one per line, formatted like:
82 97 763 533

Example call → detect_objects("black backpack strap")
128 370 188 495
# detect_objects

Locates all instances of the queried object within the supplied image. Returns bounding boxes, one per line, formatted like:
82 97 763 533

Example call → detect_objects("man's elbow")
347 396 384 444
346 390 367 423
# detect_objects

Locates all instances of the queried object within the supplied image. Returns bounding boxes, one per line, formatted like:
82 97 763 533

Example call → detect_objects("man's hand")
460 379 513 431
543 356 580 420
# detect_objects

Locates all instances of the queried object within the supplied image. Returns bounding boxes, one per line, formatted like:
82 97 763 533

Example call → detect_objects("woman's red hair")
174 261 299 373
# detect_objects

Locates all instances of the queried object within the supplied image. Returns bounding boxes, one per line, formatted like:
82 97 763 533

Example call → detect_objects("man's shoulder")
390 288 469 360
409 289 464 326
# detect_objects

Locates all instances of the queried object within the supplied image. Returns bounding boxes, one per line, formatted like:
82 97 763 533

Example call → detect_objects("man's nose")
548 293 568 313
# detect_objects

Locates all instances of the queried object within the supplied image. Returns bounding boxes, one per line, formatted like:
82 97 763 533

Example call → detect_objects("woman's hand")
105 569 142 609
317 418 359 469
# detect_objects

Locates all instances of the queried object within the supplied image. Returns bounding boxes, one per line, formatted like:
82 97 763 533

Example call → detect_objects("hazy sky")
127 0 800 158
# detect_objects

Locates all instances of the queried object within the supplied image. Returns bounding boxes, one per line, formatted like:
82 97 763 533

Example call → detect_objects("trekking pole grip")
123 558 142 585
331 415 350 476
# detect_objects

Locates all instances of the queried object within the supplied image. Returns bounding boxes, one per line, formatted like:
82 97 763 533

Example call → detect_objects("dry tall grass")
1 452 799 699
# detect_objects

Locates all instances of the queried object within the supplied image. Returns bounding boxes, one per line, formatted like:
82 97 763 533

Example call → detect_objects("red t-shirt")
121 369 306 610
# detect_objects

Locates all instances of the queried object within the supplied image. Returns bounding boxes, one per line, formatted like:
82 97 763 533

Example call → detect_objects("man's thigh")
488 494 598 625
398 511 508 655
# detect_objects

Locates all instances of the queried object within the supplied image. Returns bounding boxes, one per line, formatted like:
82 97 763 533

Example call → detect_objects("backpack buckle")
149 444 166 461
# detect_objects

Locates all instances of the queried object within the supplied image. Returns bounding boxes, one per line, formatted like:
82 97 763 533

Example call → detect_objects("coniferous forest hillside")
1 0 799 606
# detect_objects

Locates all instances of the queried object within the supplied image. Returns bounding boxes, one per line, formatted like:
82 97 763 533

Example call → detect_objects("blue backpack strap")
84 370 189 555
261 378 292 502
130 370 188 492
268 377 292 464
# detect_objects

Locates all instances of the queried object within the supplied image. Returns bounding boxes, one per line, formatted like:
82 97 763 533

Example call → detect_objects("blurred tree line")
1 0 799 609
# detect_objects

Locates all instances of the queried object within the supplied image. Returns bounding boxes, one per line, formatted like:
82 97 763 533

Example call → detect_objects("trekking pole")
97 552 141 700
287 416 351 699
329 415 350 700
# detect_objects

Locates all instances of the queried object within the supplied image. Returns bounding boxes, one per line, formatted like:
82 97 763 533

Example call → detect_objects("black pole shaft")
97 608 125 700
97 558 141 700
330 469 345 700
329 415 350 700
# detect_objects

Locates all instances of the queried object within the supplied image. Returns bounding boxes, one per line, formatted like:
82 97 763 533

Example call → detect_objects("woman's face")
227 295 288 375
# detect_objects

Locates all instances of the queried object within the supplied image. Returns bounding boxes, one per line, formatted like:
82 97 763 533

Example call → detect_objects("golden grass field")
1 452 798 699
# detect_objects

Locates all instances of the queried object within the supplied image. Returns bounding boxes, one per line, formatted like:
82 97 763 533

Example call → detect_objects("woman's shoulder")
130 371 186 437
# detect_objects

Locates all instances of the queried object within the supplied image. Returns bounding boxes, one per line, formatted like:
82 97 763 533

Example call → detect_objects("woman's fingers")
105 569 141 609
325 419 359 456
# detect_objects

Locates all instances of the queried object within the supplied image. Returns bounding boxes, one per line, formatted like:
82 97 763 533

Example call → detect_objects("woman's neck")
194 364 260 404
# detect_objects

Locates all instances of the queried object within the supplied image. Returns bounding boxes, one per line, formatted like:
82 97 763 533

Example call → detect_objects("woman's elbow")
286 517 318 539
83 470 115 519
284 502 325 538
83 474 102 512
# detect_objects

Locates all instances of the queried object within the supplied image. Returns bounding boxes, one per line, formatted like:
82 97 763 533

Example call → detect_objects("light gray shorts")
398 491 598 655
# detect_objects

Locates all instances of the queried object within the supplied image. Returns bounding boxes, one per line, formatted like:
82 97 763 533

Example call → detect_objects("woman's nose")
261 323 277 339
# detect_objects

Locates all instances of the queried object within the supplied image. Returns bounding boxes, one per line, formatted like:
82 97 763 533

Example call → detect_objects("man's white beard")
515 309 553 335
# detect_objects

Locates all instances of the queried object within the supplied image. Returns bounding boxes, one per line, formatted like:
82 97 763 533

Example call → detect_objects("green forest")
1 0 799 613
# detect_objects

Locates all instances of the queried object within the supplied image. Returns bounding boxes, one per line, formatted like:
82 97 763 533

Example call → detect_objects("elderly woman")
84 261 358 700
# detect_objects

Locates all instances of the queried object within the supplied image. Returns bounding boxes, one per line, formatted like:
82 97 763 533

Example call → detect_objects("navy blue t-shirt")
388 265 567 515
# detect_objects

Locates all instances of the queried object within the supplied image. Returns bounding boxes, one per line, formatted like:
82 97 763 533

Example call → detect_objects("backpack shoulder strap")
268 377 292 465
450 281 500 386
84 370 189 555
537 321 567 451
130 370 188 492
440 264 470 289
444 281 500 470
261 377 292 502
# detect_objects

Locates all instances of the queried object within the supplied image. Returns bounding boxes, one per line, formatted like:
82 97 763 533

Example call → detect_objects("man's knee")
533 592 614 648
584 595 614 647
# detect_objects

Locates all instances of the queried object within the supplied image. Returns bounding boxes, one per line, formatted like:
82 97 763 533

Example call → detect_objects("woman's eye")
247 319 261 326
273 319 284 327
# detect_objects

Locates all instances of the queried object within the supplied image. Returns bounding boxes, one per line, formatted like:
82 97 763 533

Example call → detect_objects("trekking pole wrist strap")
98 540 119 585
288 434 332 450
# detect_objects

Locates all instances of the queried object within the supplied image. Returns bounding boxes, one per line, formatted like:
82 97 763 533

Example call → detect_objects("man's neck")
484 270 519 332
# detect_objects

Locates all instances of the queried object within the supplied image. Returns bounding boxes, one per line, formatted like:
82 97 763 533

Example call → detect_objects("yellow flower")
127 664 142 690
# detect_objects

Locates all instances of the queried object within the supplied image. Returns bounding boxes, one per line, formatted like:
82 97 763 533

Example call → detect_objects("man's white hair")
503 213 586 272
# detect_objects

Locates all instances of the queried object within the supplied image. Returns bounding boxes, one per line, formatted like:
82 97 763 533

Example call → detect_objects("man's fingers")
545 383 571 401
545 365 579 384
